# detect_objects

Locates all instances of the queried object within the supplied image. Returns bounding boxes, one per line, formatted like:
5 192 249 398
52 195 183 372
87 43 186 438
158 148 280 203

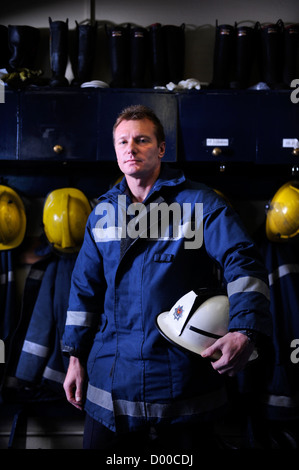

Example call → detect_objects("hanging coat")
0 250 17 389
15 253 77 396
257 234 299 420
1 251 52 399
62 165 272 433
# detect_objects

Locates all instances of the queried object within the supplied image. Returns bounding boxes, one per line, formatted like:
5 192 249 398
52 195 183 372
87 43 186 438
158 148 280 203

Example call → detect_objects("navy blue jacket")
258 235 299 420
63 165 271 432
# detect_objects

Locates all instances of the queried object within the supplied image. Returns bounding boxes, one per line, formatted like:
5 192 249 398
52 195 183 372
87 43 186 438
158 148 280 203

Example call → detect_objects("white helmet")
156 290 229 359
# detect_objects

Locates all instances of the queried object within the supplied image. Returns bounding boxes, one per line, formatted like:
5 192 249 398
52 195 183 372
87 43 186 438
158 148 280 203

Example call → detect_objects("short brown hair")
113 104 165 146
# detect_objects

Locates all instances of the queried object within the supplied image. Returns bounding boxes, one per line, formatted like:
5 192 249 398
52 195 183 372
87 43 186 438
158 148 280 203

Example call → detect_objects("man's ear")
159 142 166 159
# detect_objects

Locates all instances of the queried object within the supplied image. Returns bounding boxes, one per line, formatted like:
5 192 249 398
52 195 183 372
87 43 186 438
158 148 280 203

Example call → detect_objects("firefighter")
62 104 271 451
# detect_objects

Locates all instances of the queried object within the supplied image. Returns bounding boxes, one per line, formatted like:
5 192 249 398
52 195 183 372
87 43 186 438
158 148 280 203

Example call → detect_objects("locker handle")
212 147 222 157
53 144 64 154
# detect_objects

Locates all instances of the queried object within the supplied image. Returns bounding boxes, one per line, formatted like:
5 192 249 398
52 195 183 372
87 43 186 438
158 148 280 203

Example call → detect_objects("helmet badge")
173 305 184 320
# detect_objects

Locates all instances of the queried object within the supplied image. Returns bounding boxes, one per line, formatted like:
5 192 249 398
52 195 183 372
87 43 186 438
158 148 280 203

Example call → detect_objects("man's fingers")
64 382 84 409
201 342 222 361
69 391 84 410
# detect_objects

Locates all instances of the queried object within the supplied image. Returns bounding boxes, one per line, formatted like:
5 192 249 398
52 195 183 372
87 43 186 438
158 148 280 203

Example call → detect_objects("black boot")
282 23 299 88
106 24 130 88
130 26 148 88
257 19 285 89
0 25 9 69
49 17 69 87
7 25 40 72
72 21 97 86
231 24 257 89
148 23 167 87
163 24 185 84
210 21 235 89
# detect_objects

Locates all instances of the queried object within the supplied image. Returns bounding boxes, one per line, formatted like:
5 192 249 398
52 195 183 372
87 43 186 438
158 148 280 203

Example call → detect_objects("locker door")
19 90 99 161
178 91 257 163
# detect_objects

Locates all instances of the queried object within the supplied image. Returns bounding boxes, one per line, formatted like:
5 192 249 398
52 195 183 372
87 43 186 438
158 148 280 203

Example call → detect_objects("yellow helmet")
43 188 91 253
266 180 299 242
213 188 232 207
113 174 124 187
0 185 26 250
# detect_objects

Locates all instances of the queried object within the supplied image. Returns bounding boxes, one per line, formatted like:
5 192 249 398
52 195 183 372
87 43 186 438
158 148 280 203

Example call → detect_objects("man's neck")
126 167 161 203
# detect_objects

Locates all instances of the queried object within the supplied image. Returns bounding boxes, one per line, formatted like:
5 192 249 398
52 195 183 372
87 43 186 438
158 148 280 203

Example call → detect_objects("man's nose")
127 139 137 154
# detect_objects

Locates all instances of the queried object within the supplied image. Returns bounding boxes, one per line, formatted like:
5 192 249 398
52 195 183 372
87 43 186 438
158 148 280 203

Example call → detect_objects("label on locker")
282 138 299 148
206 138 229 147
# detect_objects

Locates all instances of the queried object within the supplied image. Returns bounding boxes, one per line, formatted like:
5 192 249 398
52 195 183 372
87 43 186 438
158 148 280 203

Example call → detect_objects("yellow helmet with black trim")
266 180 299 242
43 188 91 253
0 185 26 250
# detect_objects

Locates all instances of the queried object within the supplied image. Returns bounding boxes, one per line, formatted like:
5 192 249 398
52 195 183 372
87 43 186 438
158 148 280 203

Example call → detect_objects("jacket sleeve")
62 218 106 360
203 202 272 337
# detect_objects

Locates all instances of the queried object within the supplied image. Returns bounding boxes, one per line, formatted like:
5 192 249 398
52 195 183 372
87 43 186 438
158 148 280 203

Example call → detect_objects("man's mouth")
125 159 141 163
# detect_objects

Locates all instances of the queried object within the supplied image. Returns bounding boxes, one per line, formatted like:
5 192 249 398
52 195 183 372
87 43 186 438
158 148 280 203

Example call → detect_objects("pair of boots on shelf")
0 24 42 87
210 19 299 90
106 23 185 88
49 17 96 87
0 18 96 88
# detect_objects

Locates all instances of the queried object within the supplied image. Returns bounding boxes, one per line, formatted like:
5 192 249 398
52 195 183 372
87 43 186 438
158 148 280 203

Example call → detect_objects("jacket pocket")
154 253 174 263
87 314 107 375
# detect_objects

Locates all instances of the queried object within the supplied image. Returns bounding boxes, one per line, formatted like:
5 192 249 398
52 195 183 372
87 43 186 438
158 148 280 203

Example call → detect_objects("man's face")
114 118 165 180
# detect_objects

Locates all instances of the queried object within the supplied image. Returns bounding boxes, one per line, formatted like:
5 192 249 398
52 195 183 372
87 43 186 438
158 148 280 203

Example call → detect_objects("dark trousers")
83 413 217 451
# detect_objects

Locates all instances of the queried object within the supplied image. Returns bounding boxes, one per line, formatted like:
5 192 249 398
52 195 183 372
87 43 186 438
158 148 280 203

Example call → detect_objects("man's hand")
63 356 86 410
201 331 255 377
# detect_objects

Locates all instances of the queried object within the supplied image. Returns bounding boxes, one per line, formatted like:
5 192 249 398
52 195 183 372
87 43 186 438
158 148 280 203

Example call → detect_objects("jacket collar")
100 164 186 204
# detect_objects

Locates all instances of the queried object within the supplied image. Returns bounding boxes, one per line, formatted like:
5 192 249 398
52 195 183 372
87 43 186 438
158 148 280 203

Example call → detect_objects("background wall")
2 0 299 84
